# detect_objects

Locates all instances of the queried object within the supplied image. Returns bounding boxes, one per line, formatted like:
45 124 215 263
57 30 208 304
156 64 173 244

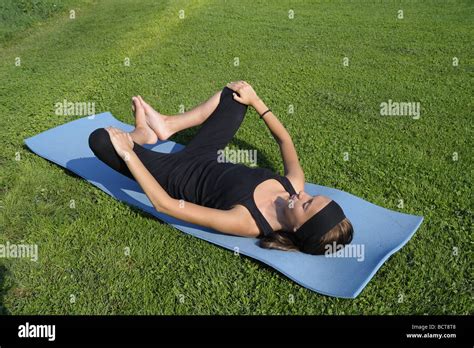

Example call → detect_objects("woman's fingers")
105 126 134 159
227 82 237 91
227 81 246 91
105 126 125 137
232 92 243 103
106 127 116 135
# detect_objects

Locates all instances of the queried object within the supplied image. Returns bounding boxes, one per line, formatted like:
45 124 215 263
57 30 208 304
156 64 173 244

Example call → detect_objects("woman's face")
283 191 332 232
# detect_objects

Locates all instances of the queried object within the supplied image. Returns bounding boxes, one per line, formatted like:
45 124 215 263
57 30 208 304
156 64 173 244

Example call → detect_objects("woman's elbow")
152 197 173 214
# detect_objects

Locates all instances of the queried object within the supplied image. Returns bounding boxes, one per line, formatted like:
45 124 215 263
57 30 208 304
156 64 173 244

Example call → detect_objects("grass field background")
0 0 472 314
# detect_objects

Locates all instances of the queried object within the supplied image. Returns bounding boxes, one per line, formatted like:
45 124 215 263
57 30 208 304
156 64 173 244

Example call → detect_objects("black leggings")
88 86 248 187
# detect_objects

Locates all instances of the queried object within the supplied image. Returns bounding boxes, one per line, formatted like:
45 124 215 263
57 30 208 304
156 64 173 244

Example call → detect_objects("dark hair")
259 218 354 255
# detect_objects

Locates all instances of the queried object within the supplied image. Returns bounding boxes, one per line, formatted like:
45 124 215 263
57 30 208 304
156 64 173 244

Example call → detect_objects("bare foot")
131 97 158 144
137 96 174 141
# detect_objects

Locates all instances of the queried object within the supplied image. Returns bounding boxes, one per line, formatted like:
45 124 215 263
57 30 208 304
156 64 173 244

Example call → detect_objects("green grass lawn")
0 0 472 314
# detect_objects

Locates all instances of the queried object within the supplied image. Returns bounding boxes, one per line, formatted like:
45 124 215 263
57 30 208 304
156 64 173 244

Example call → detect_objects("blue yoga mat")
24 112 423 298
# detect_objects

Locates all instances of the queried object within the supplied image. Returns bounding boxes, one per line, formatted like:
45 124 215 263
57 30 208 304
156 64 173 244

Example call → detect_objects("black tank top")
165 153 297 237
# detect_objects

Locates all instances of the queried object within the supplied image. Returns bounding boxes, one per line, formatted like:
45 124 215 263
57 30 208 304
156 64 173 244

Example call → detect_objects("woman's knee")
88 128 134 178
221 86 235 101
221 86 248 112
88 128 112 155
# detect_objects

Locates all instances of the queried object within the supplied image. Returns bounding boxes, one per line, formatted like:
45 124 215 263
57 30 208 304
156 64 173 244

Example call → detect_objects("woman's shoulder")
228 204 261 237
285 174 305 193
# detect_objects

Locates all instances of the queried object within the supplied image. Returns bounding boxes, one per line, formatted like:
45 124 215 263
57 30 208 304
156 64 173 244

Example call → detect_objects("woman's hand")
105 127 134 161
226 81 260 107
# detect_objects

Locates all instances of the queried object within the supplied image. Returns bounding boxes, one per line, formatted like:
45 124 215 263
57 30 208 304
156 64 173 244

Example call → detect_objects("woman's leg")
139 86 247 153
88 128 173 182
138 89 224 141
182 86 248 154
88 86 245 181
88 95 178 183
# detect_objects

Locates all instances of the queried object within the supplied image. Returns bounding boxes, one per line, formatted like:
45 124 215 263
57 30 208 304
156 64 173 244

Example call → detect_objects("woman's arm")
255 99 305 191
125 151 256 236
105 127 258 237
227 81 305 191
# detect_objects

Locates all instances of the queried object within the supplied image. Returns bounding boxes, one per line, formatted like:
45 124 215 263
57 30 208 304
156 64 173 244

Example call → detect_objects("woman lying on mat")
89 81 353 254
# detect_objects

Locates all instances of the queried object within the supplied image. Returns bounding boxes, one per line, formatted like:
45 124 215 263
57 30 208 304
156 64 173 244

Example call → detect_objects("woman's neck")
253 178 293 233
260 191 292 232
